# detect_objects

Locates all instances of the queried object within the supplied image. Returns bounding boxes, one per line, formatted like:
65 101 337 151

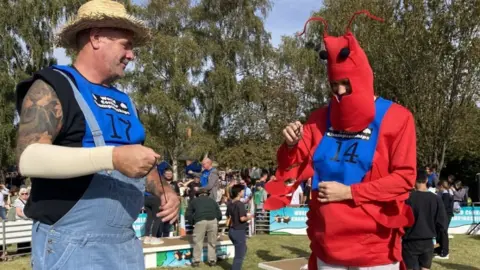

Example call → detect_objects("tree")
0 0 84 170
190 0 273 137
127 0 218 180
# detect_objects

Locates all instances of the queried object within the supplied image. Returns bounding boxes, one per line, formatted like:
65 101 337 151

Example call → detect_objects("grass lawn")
2 235 479 269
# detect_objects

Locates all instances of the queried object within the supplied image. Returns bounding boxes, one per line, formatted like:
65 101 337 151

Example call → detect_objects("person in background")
426 165 438 188
157 161 169 177
143 187 164 245
254 183 267 210
302 178 312 205
185 189 222 267
239 179 252 210
190 158 219 202
435 179 453 259
289 179 304 206
163 168 180 195
225 179 236 201
226 184 252 270
6 186 19 221
182 176 202 201
257 172 268 188
0 184 9 220
14 187 30 220
185 159 202 179
219 195 228 205
216 183 225 204
451 180 467 205
402 170 446 270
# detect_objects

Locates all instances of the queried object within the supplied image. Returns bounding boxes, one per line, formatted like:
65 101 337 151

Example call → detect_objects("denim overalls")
30 70 146 270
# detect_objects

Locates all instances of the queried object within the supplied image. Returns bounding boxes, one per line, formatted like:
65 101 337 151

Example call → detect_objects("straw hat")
57 0 151 49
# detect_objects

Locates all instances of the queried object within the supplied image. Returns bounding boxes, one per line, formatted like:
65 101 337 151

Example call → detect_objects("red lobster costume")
264 11 416 270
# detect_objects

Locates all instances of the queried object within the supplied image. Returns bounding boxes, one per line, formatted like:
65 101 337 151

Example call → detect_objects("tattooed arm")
146 169 180 223
15 79 63 164
16 80 115 178
145 169 173 197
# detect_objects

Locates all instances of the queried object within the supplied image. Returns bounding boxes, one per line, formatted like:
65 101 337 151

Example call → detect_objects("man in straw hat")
14 1 179 269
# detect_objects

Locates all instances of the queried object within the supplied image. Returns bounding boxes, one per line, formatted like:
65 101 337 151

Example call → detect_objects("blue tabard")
312 98 392 191
200 169 211 187
52 65 146 147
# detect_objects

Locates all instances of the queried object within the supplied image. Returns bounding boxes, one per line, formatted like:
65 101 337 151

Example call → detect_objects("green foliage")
0 0 83 169
1 0 479 177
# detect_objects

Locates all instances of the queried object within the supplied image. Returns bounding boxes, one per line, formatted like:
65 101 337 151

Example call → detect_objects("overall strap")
54 69 106 147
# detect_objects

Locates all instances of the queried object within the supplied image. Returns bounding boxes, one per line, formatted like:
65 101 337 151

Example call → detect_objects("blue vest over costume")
201 169 211 187
53 65 145 147
312 98 392 191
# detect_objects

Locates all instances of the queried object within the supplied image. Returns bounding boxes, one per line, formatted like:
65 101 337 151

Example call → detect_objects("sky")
52 0 323 65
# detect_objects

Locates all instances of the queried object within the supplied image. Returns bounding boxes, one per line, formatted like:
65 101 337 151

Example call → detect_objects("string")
145 160 169 204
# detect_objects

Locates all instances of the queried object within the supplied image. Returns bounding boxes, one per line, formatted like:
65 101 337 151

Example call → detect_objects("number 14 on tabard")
330 141 359 164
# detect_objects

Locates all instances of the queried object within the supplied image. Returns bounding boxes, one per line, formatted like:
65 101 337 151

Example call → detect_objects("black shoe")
208 261 217 266
191 262 200 267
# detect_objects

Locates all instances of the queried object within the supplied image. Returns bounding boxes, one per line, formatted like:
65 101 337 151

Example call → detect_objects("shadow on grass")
280 245 310 258
256 249 285 262
435 261 480 270
216 258 232 270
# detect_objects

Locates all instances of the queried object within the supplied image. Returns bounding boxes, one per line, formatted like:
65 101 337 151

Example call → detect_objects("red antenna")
297 16 329 37
346 10 384 32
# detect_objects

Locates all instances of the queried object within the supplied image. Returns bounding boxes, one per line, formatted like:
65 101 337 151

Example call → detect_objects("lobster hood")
300 11 383 132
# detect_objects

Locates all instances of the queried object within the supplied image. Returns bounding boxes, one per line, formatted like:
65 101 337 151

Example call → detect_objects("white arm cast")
19 143 115 179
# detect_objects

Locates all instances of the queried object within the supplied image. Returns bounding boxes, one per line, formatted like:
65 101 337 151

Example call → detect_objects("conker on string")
319 50 328 60
339 47 350 59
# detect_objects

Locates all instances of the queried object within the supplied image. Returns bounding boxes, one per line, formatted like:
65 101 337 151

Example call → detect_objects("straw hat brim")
57 14 151 49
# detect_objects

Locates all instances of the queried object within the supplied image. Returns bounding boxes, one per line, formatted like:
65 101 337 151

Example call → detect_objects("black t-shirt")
226 200 247 230
403 190 447 241
16 68 94 225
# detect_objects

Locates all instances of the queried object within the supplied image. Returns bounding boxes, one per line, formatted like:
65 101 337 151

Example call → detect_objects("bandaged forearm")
19 143 114 179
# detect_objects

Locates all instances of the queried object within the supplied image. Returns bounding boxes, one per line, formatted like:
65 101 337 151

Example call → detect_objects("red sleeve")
275 108 326 182
351 106 417 204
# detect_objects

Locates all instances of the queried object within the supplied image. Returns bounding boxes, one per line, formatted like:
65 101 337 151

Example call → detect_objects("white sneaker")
434 254 449 260
143 236 151 244
300 264 308 270
149 237 164 245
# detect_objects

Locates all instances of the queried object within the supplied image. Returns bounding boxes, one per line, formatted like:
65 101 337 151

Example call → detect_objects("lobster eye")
319 50 328 60
339 47 350 59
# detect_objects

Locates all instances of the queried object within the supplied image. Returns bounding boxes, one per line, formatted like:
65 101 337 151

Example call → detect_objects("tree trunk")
437 140 448 179
172 158 178 182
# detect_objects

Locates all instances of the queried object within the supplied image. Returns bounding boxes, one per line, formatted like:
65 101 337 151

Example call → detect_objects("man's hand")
112 145 160 178
157 188 180 223
317 181 352 203
282 121 303 146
